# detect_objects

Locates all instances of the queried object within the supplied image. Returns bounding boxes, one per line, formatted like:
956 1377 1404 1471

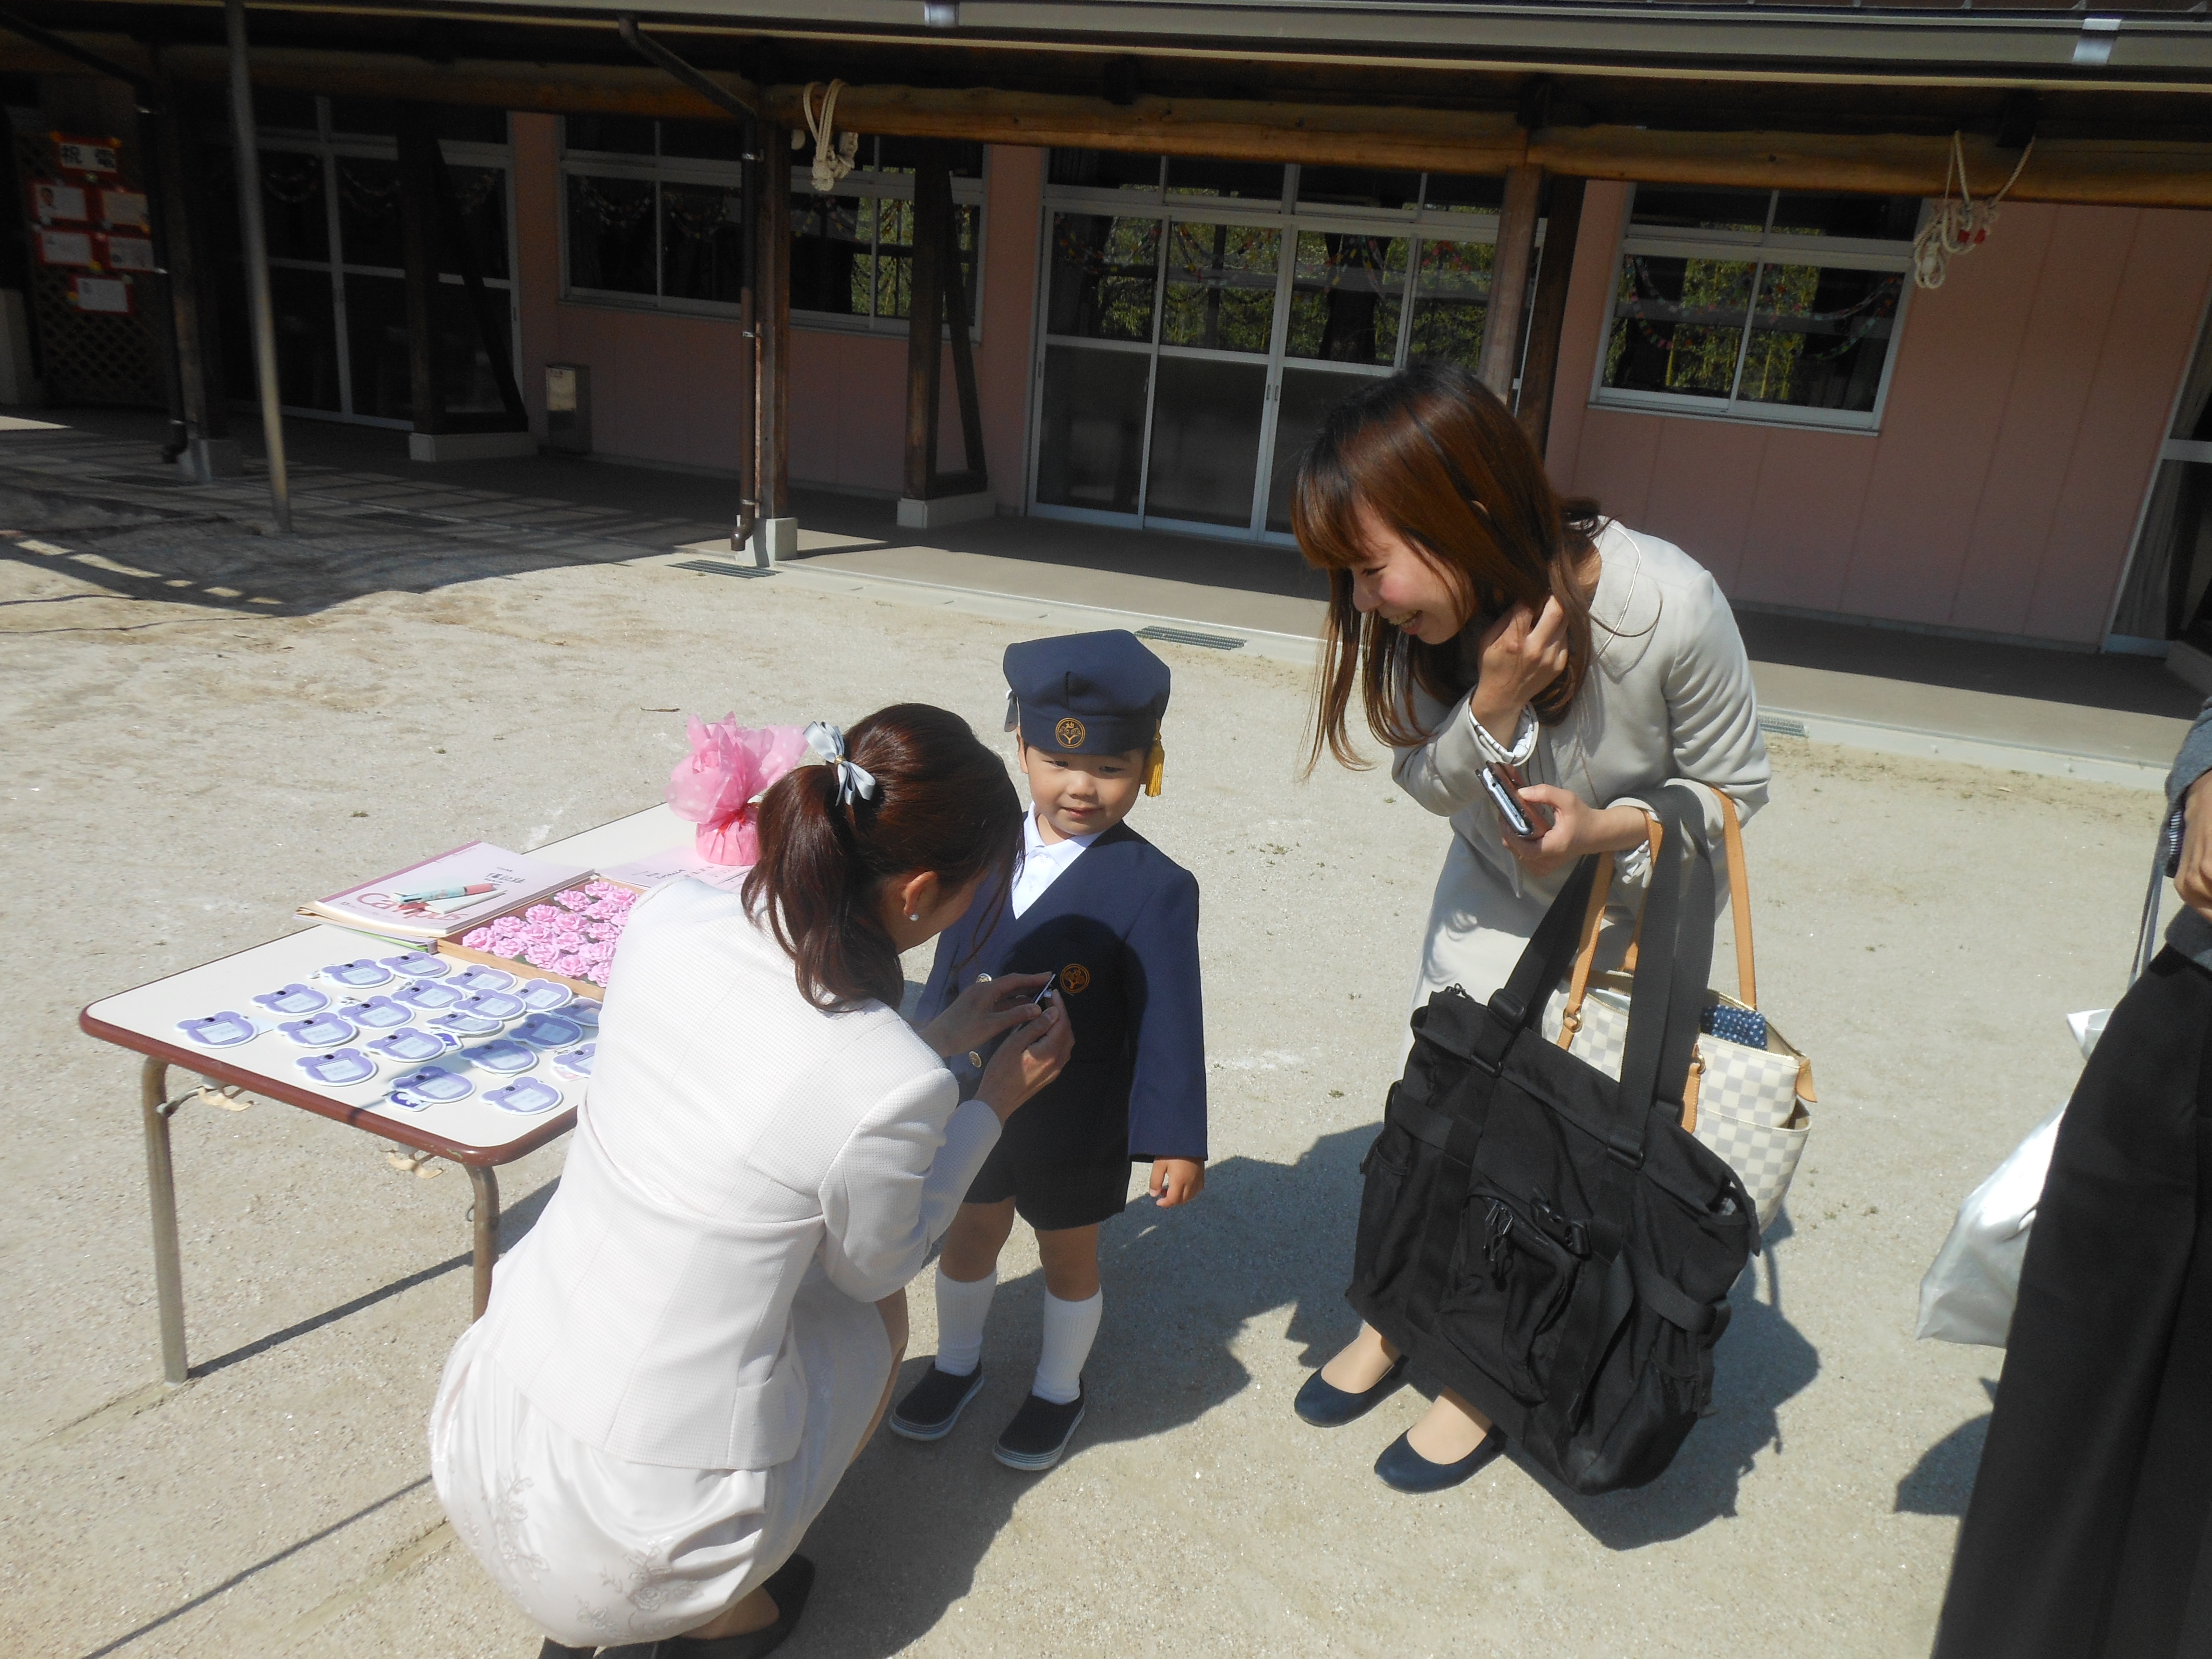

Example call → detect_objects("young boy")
891 629 1207 1471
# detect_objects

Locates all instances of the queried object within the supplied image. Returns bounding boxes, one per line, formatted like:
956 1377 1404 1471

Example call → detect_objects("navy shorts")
963 1136 1133 1231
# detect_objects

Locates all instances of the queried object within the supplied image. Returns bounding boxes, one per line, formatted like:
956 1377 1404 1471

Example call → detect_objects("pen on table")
397 883 497 903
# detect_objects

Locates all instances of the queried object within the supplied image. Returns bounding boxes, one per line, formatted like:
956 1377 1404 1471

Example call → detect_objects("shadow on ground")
790 1129 1821 1657
1895 1378 1996 1518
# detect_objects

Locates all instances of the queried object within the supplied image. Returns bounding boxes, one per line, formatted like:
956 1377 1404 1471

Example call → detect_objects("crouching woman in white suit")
431 703 1073 1659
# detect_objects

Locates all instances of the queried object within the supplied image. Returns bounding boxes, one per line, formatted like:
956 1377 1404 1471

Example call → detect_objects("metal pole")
469 1164 501 1319
139 1058 189 1384
223 0 290 532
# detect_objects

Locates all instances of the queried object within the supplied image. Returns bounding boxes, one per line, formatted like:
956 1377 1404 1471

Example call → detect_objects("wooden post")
149 57 227 456
755 127 790 536
396 109 445 434
903 142 948 502
1515 175 1586 459
940 174 986 491
1477 163 1543 407
222 0 289 530
733 114 757 550
427 130 527 425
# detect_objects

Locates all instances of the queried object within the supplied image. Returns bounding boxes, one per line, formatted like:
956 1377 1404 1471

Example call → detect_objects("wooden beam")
1516 175 1585 460
1478 165 1542 406
19 35 2212 209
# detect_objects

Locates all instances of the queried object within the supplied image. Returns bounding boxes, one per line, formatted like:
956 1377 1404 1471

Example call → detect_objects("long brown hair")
743 703 1022 1011
1291 361 1604 770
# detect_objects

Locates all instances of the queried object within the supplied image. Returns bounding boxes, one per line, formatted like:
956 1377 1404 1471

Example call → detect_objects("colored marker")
397 882 497 903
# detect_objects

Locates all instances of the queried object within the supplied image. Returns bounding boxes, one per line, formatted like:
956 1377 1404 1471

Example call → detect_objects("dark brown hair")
743 703 1022 1011
1291 361 1605 770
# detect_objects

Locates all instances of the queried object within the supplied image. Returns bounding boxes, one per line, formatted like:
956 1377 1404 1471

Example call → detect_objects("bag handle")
1474 853 1606 1074
1616 789 1714 1134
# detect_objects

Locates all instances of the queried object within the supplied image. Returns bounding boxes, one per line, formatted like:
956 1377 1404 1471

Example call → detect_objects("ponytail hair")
742 702 1022 1011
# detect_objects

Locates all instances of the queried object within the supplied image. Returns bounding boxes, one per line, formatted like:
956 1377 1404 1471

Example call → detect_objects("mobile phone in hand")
1031 970 1060 1007
1482 762 1552 842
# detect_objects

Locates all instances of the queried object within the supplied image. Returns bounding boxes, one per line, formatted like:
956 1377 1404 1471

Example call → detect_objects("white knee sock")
932 1264 997 1377
1032 1289 1103 1406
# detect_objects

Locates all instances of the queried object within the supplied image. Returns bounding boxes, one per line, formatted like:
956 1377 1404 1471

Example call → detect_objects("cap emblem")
1055 716 1087 750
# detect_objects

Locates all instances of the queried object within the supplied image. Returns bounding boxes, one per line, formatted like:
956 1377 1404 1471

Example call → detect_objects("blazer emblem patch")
1059 962 1092 995
1055 716 1086 749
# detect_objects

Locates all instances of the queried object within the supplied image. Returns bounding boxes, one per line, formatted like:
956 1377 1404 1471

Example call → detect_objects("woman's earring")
908 912 921 922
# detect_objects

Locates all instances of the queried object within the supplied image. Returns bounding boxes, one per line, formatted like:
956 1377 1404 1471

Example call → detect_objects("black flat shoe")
1293 1357 1408 1427
888 1363 986 1442
994 1384 1086 1471
538 1643 595 1658
600 1555 818 1659
1373 1428 1506 1493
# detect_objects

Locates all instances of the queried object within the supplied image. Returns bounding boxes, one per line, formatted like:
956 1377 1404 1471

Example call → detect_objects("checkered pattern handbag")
1541 793 1815 1232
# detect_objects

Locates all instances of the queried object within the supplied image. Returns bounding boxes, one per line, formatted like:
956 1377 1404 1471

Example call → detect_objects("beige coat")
1393 519 1771 1013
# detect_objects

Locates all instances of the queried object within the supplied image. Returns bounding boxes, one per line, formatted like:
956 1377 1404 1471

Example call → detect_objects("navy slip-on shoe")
994 1385 1086 1471
1293 1356 1409 1427
888 1363 986 1442
1373 1427 1507 1493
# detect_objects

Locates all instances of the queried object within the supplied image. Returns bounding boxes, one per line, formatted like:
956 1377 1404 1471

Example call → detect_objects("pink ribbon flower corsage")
667 716 809 866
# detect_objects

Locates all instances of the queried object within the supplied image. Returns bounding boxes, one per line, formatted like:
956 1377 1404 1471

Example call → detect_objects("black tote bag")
1348 786 1758 1495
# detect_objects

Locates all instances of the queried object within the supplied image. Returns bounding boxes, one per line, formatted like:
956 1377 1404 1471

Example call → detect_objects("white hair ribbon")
803 721 878 806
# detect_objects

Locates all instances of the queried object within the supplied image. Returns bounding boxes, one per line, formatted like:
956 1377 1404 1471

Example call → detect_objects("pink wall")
511 117 1043 499
1545 182 2212 646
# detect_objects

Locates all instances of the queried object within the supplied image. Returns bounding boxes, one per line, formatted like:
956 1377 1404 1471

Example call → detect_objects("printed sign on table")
55 136 120 175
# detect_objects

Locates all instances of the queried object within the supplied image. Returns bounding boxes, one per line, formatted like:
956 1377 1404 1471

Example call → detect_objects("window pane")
1268 366 1375 532
661 181 745 304
1405 237 1493 372
1046 212 1160 342
335 157 402 270
878 137 984 178
1737 264 1901 413
1298 166 1419 213
871 197 913 321
566 174 656 295
1601 253 1755 398
1770 192 1920 242
1145 356 1267 527
257 151 329 262
447 167 510 282
1166 157 1284 203
1286 231 1406 366
791 193 867 316
1161 220 1278 354
565 115 655 156
1420 172 1504 216
1036 345 1151 514
659 119 747 162
1048 149 1163 192
342 272 410 420
1630 186 1769 234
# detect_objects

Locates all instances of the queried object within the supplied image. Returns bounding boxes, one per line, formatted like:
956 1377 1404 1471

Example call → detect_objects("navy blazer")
917 821 1207 1166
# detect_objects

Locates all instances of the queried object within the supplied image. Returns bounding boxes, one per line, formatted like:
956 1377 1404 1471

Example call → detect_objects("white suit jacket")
474 878 999 1470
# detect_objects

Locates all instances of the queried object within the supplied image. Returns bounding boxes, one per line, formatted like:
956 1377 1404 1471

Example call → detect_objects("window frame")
1588 185 1920 434
558 120 751 317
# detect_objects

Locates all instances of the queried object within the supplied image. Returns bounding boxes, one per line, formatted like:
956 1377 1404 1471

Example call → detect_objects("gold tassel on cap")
1144 734 1165 796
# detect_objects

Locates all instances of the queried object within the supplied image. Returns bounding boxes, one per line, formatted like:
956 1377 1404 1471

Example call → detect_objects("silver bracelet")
1468 702 1538 767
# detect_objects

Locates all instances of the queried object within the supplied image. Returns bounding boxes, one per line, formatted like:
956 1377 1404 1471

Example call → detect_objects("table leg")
139 1057 189 1384
469 1165 500 1320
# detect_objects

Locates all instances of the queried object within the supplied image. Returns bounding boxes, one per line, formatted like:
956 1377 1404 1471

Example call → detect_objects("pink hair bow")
666 716 809 866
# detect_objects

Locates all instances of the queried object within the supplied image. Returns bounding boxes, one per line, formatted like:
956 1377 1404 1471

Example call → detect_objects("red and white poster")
100 234 156 273
30 180 86 223
36 227 94 267
70 275 131 314
55 136 120 175
97 188 148 230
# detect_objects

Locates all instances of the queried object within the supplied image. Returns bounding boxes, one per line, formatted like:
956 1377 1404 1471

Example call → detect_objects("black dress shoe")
538 1642 596 1658
1373 1427 1507 1493
888 1363 986 1442
994 1384 1085 1471
595 1554 817 1659
1293 1356 1408 1427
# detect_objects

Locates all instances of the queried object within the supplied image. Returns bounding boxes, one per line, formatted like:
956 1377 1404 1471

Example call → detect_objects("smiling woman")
1285 360 1772 1496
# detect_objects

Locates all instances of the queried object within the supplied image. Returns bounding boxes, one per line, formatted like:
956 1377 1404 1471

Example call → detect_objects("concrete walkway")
23 407 2200 787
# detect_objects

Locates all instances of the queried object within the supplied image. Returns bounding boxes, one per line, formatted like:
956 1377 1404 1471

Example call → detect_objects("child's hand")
1149 1158 1205 1207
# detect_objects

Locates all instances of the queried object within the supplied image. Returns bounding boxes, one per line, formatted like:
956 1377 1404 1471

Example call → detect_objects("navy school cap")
1003 629 1170 757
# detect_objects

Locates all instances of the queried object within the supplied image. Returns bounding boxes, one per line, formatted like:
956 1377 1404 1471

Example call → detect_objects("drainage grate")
672 558 777 580
1758 713 1808 739
1135 625 1244 651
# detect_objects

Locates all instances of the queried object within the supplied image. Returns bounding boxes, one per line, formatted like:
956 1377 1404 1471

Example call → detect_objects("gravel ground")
0 457 2171 1658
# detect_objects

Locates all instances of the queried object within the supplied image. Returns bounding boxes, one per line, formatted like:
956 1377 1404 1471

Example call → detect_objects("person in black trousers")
1934 699 2212 1659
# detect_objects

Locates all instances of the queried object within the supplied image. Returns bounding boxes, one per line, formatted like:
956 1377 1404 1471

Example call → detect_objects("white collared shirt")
1010 807 1099 917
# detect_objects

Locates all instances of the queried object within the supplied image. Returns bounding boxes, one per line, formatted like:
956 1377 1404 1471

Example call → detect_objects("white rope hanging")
794 80 861 193
1912 132 2035 290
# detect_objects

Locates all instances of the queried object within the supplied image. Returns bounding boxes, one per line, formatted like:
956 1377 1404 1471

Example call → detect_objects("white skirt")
430 1279 891 1649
